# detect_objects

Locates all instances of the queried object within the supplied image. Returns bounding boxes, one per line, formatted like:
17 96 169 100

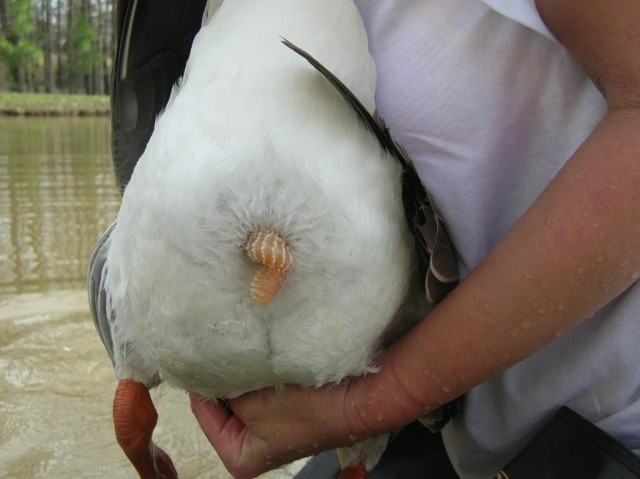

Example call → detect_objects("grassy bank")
0 92 110 116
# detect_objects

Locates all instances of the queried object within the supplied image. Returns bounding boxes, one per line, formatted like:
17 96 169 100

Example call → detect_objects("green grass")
0 92 110 116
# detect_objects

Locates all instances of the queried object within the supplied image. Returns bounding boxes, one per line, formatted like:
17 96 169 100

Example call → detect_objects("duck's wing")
282 39 458 304
111 0 208 193
87 223 116 365
87 223 164 387
91 0 211 358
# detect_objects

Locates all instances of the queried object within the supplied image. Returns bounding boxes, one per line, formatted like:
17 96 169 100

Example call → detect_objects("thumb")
189 393 250 464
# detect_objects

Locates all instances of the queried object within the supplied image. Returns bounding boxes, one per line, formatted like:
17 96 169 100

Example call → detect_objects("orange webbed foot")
339 463 368 479
113 379 178 479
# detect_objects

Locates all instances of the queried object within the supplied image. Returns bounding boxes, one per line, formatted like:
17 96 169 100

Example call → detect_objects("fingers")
189 393 248 452
188 386 356 479
190 393 269 479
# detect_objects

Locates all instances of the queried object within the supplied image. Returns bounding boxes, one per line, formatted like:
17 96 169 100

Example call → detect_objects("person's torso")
355 1 640 477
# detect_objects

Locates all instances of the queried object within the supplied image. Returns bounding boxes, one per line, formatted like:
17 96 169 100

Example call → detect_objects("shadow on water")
0 117 304 478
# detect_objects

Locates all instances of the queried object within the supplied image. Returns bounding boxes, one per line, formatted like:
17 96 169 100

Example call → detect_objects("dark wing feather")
111 0 208 193
282 39 458 304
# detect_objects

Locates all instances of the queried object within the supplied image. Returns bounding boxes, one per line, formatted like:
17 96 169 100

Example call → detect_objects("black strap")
295 423 458 479
498 406 640 478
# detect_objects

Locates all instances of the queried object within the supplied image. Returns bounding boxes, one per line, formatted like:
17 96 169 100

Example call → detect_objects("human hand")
189 381 375 479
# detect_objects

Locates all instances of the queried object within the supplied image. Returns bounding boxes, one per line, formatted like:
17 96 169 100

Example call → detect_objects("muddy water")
0 117 304 478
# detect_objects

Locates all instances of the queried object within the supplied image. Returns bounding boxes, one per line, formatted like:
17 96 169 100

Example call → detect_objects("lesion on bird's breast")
245 229 294 304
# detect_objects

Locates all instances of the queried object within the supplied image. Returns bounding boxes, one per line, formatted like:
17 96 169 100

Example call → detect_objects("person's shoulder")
534 0 640 110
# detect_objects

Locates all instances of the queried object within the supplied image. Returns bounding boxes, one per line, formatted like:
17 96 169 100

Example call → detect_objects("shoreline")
0 92 110 116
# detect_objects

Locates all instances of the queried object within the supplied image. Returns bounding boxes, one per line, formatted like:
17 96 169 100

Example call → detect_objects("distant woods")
0 0 114 94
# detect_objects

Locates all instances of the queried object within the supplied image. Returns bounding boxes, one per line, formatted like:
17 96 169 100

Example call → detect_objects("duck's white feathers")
104 0 422 399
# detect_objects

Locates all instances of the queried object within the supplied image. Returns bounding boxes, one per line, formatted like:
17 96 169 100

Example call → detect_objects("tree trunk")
56 0 64 90
67 0 75 93
93 0 105 95
43 0 53 92
0 0 22 91
106 0 115 93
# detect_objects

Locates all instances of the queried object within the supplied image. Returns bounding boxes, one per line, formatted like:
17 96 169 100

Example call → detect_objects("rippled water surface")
0 116 117 295
0 117 302 478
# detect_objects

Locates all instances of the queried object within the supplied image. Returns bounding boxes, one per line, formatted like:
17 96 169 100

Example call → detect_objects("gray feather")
87 223 116 365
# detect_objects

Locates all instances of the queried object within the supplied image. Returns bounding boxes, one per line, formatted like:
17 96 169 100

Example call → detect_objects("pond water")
0 117 303 478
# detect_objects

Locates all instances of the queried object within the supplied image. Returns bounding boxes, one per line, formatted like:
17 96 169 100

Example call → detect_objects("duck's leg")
113 379 178 479
337 434 390 479
338 464 368 479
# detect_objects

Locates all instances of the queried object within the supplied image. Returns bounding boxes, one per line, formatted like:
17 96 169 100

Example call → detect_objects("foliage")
0 0 113 94
69 16 102 76
0 0 43 90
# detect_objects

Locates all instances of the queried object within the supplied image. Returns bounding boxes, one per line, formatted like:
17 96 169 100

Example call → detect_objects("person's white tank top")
354 1 640 477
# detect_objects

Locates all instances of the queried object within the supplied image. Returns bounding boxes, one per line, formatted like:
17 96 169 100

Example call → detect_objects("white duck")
88 1 457 478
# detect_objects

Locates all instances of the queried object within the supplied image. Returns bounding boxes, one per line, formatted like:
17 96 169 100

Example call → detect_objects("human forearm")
348 106 640 436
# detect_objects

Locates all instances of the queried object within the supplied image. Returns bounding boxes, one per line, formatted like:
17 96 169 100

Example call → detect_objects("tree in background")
0 0 43 91
0 0 113 94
